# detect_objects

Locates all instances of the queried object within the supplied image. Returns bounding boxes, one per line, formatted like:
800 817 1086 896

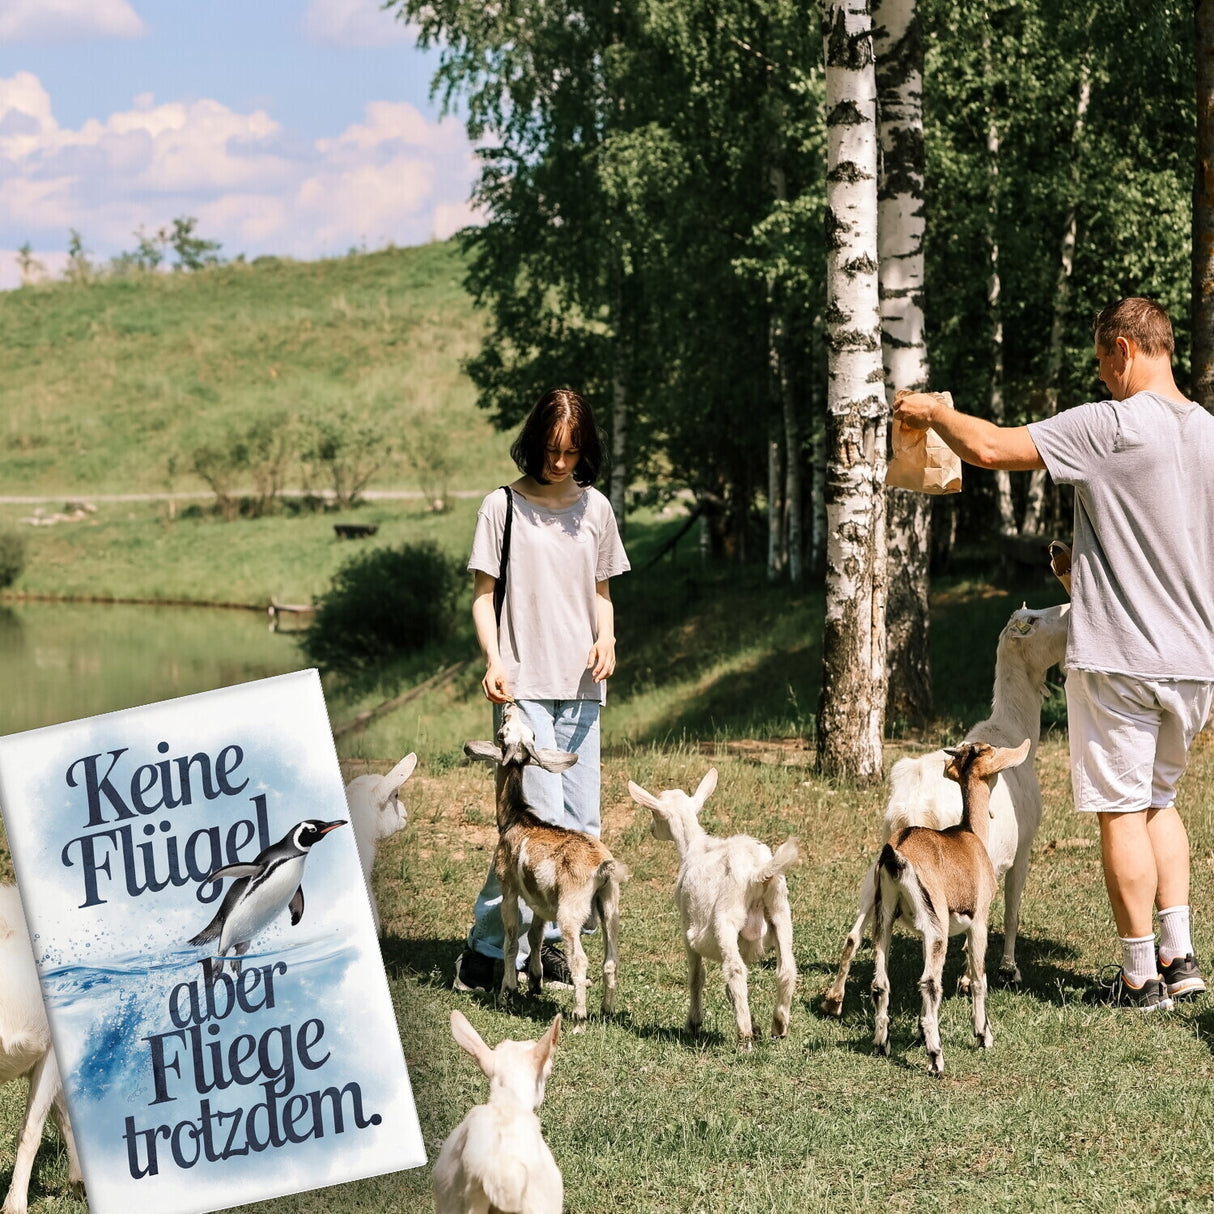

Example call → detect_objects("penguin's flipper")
289 886 304 925
201 862 261 885
189 917 223 947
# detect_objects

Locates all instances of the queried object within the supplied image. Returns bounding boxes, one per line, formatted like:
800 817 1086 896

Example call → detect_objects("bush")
0 530 27 589
302 542 462 676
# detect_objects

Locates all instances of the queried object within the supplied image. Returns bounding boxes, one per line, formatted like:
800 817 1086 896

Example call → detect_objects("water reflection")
0 602 305 736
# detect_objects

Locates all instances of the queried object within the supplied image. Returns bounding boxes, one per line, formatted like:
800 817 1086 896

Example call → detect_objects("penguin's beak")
316 819 347 836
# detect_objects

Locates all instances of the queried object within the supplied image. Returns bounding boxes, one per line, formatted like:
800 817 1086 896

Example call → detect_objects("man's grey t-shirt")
468 485 630 702
1028 391 1214 679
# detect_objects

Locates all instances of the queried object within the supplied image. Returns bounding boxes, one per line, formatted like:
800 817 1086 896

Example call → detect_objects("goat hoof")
736 1037 754 1052
928 1057 944 1078
997 964 1021 988
821 994 843 1018
873 1040 891 1058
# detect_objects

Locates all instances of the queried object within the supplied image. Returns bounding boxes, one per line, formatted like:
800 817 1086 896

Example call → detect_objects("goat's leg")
562 922 591 1022
525 914 546 993
49 1060 82 1196
998 845 1031 986
919 929 948 1078
822 863 875 1017
768 888 797 1039
685 942 706 1035
968 917 995 1050
596 880 621 1016
871 885 894 1058
3 1053 56 1214
720 941 754 1048
498 886 521 999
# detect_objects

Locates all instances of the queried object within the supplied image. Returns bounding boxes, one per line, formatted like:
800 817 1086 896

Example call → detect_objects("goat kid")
464 703 627 1022
627 768 799 1047
871 739 1030 1077
0 885 82 1214
344 751 416 933
823 602 1068 1016
432 1009 562 1214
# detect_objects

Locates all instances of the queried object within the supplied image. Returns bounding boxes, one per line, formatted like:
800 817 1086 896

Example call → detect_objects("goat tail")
598 857 631 885
877 842 904 878
757 837 800 884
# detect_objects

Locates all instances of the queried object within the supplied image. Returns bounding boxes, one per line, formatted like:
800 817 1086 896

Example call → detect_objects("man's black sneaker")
1086 966 1173 1011
539 943 573 989
453 948 498 993
1160 953 1207 1000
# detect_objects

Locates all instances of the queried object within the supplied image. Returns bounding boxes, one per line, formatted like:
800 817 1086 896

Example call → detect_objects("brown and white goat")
870 739 1030 1078
823 603 1068 1016
464 703 627 1022
628 768 798 1047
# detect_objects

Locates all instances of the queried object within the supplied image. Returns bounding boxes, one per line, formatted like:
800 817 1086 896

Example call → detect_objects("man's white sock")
1120 934 1158 986
1158 904 1193 964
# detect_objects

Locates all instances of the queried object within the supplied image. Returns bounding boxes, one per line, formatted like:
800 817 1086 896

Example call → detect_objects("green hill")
0 241 504 497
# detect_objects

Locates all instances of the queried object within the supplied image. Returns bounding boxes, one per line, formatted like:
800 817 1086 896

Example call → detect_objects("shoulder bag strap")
493 485 514 627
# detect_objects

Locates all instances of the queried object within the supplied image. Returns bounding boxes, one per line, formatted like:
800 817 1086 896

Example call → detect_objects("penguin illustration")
190 818 347 970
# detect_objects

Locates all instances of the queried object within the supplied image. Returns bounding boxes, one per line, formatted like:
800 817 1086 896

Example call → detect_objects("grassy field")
5 726 1214 1214
3 246 1212 1212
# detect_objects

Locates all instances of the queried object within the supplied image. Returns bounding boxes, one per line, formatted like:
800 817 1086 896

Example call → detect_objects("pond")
0 601 308 738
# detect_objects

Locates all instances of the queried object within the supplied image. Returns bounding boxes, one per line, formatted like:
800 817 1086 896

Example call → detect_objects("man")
895 297 1214 1010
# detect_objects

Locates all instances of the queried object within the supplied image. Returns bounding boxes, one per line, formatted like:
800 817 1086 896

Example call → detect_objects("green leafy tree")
162 216 222 271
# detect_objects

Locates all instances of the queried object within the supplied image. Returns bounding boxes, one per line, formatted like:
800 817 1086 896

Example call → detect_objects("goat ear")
999 738 1032 770
464 740 502 764
371 752 417 806
530 745 578 774
693 767 718 806
535 1013 561 1074
450 1010 496 1079
627 779 662 811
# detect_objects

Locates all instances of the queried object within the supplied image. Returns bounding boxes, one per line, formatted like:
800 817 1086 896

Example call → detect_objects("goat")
464 703 627 1022
627 767 799 1047
432 1009 562 1214
344 752 416 933
822 602 1068 1016
871 739 1031 1076
0 885 82 1214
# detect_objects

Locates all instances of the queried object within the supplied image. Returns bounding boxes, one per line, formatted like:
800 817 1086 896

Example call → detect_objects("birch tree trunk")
985 31 1016 536
1194 0 1214 411
816 0 887 780
874 0 931 727
1022 65 1090 533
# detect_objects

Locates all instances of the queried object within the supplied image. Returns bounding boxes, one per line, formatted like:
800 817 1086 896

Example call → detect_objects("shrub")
302 542 462 676
0 530 26 589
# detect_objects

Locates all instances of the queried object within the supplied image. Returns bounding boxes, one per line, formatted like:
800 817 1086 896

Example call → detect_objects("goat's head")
449 1008 561 1111
367 752 416 839
627 767 718 841
1000 602 1070 683
464 702 578 774
943 738 1031 792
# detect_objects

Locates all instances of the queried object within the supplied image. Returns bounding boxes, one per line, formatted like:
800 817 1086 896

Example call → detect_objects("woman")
454 388 630 991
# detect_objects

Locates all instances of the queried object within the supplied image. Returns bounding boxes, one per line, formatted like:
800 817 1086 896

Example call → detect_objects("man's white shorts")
1066 669 1214 813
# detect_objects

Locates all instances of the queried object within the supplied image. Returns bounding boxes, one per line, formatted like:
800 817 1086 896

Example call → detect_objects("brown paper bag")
886 389 963 495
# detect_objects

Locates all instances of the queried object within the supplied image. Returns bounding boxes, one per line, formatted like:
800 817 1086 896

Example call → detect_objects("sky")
0 0 480 289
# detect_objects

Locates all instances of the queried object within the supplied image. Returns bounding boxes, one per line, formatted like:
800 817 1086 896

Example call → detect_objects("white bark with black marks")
817 0 887 780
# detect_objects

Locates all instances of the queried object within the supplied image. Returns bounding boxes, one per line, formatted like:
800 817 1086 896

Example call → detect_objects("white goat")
871 739 1030 1077
627 768 799 1047
464 703 627 1022
432 1009 562 1214
0 885 82 1214
344 752 416 933
822 602 1068 1015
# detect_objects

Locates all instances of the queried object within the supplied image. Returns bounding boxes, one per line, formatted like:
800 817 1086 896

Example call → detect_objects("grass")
0 242 508 499
8 730 1214 1213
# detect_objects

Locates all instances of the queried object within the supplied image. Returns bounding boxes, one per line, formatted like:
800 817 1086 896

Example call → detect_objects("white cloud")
0 0 145 43
0 73 481 283
301 0 417 48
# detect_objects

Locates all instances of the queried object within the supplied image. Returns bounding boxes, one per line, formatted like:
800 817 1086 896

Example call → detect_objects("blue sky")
0 0 479 288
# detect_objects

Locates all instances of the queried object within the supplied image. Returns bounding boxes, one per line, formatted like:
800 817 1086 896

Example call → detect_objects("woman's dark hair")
510 388 605 486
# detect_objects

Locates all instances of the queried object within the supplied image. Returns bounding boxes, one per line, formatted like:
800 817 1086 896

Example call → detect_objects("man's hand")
482 659 512 703
893 391 941 431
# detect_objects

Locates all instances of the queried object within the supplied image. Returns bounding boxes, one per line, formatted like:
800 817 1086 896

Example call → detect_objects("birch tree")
817 0 887 779
874 0 931 726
